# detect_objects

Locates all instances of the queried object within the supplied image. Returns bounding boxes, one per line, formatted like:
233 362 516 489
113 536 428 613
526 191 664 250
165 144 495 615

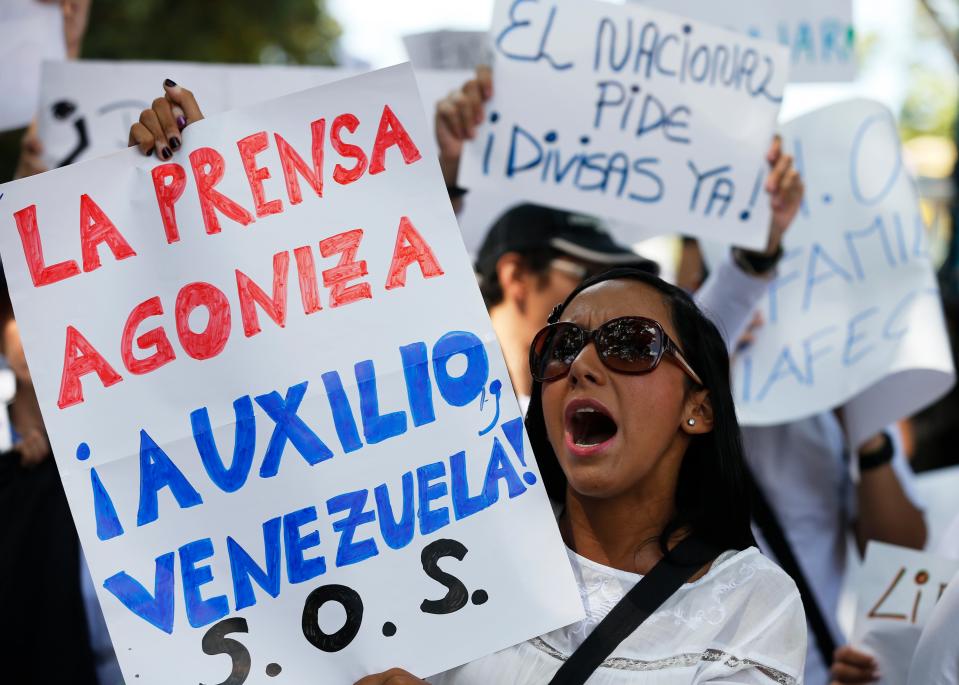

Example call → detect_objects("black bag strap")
548 535 718 685
745 467 836 667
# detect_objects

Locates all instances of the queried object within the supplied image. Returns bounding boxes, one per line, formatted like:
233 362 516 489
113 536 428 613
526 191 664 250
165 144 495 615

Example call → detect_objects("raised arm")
434 66 492 213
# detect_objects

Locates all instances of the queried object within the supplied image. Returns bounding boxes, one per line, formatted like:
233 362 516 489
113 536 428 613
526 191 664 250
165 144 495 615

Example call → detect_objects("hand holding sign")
435 66 493 189
128 80 203 159
830 645 880 684
354 668 426 685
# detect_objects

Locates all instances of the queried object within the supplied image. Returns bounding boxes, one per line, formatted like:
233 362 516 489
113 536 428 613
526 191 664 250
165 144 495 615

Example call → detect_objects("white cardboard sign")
403 30 490 70
0 0 66 131
852 542 959 685
459 0 790 251
732 99 955 448
36 60 471 170
0 65 582 684
632 0 855 83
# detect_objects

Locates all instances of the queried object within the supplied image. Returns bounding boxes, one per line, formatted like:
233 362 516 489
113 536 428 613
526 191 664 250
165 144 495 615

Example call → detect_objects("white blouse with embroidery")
429 546 806 684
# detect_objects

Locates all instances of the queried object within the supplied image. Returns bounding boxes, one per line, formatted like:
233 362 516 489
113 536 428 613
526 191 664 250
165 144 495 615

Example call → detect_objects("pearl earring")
687 418 696 426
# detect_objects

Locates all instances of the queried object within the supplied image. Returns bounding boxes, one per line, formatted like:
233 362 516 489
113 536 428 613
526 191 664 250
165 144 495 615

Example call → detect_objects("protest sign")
458 0 790 251
403 30 490 70
0 64 583 683
851 542 959 685
632 0 855 83
729 99 955 449
37 60 469 168
0 0 66 131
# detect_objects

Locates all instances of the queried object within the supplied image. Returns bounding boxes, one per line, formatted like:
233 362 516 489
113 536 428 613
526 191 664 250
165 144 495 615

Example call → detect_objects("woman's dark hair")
525 266 755 556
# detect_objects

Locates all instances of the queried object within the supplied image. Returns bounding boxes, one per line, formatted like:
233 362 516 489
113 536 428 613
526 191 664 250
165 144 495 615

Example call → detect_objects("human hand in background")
830 644 879 684
434 65 492 188
14 122 49 180
353 668 428 685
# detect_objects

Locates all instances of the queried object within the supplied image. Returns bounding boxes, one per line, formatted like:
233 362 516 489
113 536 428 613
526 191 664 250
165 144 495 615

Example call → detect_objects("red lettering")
189 147 254 235
293 246 322 315
275 119 325 205
79 194 136 272
58 325 122 409
121 296 176 375
330 114 368 185
385 216 445 290
13 205 81 287
175 282 232 360
236 251 290 337
151 163 187 244
369 105 422 175
319 229 372 308
237 131 283 218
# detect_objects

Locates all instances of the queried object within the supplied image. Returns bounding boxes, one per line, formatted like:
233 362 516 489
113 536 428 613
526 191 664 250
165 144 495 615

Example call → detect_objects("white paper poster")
459 0 790 250
0 65 582 684
403 30 490 70
731 99 955 448
852 542 959 685
633 0 855 83
37 60 470 169
0 0 66 131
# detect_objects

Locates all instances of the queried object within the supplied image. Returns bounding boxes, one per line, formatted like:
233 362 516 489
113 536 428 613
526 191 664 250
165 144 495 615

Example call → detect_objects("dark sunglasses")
529 316 704 385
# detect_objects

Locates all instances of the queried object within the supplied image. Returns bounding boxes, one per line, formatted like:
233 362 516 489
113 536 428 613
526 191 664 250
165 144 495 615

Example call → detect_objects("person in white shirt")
696 243 928 685
357 264 808 685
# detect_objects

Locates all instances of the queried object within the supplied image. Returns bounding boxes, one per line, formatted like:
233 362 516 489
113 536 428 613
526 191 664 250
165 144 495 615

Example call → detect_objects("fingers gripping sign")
354 669 428 685
435 66 493 188
763 134 804 256
128 80 205 158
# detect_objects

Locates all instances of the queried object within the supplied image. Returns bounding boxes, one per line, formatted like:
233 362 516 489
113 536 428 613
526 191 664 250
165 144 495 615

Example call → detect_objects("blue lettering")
191 396 256 493
802 243 853 312
180 538 229 629
256 381 333 478
103 552 176 634
91 466 124 541
137 429 202 527
320 370 363 453
375 472 416 550
843 307 879 367
417 461 450 535
483 437 527 500
400 342 436 427
433 331 489 407
283 506 326 584
850 113 902 206
327 489 379 567
801 325 837 385
356 359 408 444
494 0 573 70
227 518 282 611
757 346 806 401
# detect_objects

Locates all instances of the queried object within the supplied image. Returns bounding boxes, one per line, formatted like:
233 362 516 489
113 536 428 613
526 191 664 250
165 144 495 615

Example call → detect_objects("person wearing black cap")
475 203 657 404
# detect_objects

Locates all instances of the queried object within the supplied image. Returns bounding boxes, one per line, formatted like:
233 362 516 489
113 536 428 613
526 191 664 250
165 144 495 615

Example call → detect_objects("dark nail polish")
176 115 187 130
164 78 176 87
170 137 180 150
146 148 153 156
161 147 172 160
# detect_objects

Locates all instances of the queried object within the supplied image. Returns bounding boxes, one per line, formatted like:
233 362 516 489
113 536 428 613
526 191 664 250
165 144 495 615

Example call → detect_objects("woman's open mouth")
564 398 619 457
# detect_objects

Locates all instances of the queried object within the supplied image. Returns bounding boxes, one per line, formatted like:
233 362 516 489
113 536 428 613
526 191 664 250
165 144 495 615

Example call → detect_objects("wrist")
732 245 783 276
859 431 894 472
